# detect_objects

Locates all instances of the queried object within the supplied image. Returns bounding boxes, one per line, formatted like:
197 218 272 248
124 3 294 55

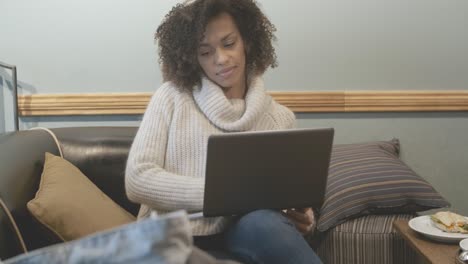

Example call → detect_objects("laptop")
201 127 334 217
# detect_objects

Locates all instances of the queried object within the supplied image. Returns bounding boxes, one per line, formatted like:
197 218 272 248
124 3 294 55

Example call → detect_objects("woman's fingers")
284 208 316 235
293 221 310 234
285 208 313 225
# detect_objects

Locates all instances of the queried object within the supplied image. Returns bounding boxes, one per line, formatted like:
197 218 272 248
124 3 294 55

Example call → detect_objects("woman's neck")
224 76 247 99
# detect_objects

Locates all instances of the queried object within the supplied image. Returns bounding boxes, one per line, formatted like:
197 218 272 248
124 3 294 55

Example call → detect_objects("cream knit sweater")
125 77 296 236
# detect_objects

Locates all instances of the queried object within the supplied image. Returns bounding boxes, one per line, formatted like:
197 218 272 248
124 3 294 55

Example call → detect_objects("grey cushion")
317 139 449 232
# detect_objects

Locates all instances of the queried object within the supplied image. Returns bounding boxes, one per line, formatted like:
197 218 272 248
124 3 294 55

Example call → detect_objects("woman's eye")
200 51 210 56
225 42 234 47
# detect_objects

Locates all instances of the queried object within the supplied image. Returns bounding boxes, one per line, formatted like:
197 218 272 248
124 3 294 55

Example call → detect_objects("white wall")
1 0 467 94
263 0 468 90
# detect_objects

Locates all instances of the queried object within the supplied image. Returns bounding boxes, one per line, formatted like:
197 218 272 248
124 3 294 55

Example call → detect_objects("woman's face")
197 12 246 98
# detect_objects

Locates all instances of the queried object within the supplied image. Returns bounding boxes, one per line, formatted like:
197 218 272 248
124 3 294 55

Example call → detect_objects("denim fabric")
4 211 193 264
224 210 323 264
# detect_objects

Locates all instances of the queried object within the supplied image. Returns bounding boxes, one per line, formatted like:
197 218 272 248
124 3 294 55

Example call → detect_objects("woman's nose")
215 49 228 65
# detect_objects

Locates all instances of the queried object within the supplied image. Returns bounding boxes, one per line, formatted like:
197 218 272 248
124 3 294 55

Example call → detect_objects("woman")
125 0 322 263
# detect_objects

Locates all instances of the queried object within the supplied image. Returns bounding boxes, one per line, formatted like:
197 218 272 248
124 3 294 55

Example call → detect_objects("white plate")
408 215 468 243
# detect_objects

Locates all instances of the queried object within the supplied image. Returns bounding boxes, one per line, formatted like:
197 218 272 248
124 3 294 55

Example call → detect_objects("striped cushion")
317 139 449 232
317 214 418 264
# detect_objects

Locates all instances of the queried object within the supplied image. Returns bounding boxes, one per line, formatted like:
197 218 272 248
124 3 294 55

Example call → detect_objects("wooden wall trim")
344 91 468 112
18 90 468 116
18 93 152 116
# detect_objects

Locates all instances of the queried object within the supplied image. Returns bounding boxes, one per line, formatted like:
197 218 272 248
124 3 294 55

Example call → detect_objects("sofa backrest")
0 127 140 260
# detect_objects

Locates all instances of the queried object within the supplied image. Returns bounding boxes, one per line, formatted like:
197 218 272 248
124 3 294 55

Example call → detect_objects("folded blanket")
4 211 193 264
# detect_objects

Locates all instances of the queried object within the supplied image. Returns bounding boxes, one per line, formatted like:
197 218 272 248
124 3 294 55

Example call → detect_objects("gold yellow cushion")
27 153 136 241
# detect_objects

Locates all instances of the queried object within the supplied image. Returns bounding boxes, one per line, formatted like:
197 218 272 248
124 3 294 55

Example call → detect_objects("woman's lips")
217 66 235 78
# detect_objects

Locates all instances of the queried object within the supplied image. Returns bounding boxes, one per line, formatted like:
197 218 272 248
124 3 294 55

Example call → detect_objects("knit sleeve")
284 105 298 129
125 83 204 212
270 101 297 129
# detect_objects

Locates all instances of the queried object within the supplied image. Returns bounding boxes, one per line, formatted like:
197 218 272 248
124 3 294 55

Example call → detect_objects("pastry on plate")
431 211 468 234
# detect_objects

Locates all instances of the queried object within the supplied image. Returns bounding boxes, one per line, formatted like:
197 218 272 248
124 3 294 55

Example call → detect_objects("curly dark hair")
155 0 278 91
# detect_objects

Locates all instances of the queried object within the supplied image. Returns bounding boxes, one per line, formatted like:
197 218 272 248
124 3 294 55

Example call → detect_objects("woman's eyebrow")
221 32 235 41
199 32 236 47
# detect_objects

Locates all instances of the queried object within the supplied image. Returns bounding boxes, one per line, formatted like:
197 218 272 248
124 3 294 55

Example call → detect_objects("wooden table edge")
393 219 460 264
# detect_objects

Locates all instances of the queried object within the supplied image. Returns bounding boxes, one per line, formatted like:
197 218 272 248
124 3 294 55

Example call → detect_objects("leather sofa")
0 127 140 260
0 127 419 263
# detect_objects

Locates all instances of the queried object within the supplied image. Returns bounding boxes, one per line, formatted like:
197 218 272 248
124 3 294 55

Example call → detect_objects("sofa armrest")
0 129 62 255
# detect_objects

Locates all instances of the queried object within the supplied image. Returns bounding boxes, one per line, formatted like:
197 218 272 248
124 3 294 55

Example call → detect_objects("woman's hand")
284 207 316 235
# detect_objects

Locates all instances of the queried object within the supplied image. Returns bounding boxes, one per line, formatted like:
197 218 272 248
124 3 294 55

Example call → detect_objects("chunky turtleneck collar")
193 77 272 132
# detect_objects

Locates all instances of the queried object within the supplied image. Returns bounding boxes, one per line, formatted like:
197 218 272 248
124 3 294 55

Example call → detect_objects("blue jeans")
197 210 323 264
